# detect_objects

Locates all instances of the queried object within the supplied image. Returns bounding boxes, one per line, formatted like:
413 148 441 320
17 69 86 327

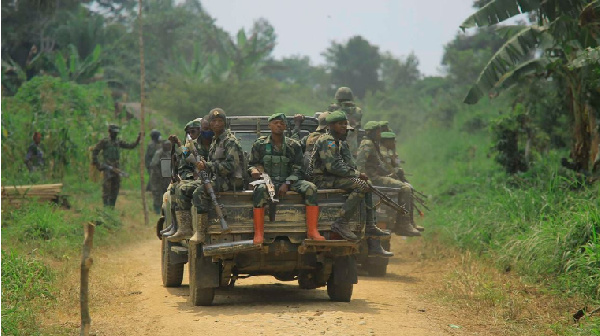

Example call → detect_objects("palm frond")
461 0 540 30
494 57 551 91
464 26 545 104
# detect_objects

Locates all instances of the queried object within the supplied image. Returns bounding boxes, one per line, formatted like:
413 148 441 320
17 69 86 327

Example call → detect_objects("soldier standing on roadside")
356 122 420 237
145 129 161 191
92 124 140 208
149 140 172 214
249 113 324 244
25 131 44 173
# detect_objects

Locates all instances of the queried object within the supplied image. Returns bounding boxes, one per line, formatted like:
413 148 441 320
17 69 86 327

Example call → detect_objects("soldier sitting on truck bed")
356 121 420 237
164 118 204 241
309 111 392 257
248 113 325 244
191 108 246 238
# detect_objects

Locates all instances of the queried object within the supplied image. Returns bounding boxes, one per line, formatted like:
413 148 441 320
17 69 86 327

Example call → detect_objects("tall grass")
402 126 600 301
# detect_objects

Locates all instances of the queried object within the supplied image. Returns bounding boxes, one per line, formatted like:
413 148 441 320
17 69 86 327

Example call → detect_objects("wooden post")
80 222 95 336
138 0 149 226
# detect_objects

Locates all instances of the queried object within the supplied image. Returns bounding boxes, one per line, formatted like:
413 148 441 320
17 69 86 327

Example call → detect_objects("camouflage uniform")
150 142 172 214
311 133 372 224
174 139 208 211
334 87 363 155
249 135 317 207
92 126 139 207
192 129 245 213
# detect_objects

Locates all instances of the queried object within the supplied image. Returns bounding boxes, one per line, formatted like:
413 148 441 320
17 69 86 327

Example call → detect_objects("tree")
460 0 600 172
323 36 382 99
380 52 421 90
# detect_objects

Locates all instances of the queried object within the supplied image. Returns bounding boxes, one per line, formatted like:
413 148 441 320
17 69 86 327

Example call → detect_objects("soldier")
380 131 400 173
164 119 204 241
356 121 420 237
92 124 141 208
249 113 324 244
145 129 161 191
310 111 392 257
301 112 329 168
334 87 363 155
190 108 246 240
149 140 172 214
380 120 391 133
25 131 44 172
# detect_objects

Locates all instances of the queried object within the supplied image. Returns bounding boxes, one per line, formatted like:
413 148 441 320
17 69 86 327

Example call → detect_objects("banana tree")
53 44 102 83
461 0 600 171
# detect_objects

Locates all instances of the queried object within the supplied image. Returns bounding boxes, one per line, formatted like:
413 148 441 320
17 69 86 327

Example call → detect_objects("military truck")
157 116 366 306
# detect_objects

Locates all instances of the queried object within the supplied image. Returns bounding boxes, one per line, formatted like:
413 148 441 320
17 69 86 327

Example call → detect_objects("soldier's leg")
102 172 111 207
107 175 120 208
152 191 162 214
291 180 324 240
168 180 201 241
326 177 365 241
250 184 268 244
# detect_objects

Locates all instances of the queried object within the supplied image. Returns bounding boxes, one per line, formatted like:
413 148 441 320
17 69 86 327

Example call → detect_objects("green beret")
268 113 287 122
364 121 381 131
381 131 396 139
380 121 389 126
326 110 347 124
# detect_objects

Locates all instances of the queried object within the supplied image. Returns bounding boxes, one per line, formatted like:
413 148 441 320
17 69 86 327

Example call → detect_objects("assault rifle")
249 172 279 222
185 134 230 234
351 177 408 215
102 164 129 177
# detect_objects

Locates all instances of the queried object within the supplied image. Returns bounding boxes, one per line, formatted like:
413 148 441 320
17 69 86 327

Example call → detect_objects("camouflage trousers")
252 179 318 208
174 179 203 211
313 175 374 223
102 173 121 207
371 175 413 223
151 177 171 214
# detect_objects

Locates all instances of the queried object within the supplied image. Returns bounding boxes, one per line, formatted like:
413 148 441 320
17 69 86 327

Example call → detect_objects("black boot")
365 222 391 237
331 218 359 241
162 217 178 237
367 238 394 257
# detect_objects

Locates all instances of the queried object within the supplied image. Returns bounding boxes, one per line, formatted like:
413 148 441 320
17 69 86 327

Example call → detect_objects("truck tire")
365 262 388 277
188 244 216 306
161 239 184 287
326 257 356 302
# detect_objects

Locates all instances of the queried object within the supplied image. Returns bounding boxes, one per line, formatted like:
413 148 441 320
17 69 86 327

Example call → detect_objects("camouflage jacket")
145 141 161 170
92 138 138 168
205 130 244 181
340 103 363 128
356 138 390 177
174 139 208 180
302 131 326 155
248 135 303 183
311 133 360 178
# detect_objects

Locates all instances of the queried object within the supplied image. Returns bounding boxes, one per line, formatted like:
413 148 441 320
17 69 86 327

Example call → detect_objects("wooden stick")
138 0 149 227
80 222 95 336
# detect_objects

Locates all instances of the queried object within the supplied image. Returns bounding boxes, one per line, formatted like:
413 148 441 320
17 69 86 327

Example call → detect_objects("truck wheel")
365 262 388 277
189 244 215 306
326 258 355 302
327 278 353 302
161 239 184 287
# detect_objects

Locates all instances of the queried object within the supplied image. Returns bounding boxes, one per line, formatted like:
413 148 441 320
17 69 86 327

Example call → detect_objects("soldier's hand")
358 173 369 181
293 114 305 124
278 183 289 197
251 169 261 180
196 161 206 171
136 132 141 142
168 135 181 146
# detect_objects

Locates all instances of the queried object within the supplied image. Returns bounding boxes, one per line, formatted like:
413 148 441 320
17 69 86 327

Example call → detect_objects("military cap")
316 112 330 131
326 111 354 130
208 108 226 121
364 121 382 131
381 131 396 139
268 113 287 122
379 121 389 126
108 124 120 133
185 119 202 130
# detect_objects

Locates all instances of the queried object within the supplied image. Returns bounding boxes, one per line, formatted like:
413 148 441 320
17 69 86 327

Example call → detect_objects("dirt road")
56 236 491 336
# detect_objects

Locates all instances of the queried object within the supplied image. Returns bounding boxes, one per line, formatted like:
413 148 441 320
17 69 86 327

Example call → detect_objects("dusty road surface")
55 236 492 336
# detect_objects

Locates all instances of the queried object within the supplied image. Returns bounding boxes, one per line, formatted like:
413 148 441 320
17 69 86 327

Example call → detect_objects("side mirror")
160 158 172 178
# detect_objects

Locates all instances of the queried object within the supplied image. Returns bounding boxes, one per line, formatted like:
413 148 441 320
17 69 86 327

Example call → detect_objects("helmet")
208 108 226 122
363 121 381 131
150 129 161 140
185 119 202 131
316 112 330 131
334 87 354 101
327 103 339 112
108 124 120 133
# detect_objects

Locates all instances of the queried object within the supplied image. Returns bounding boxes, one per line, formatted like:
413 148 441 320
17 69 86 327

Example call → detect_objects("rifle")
351 178 408 215
102 164 129 177
249 172 279 221
185 134 230 234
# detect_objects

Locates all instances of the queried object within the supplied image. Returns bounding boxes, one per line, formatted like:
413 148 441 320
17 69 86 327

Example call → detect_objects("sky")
200 0 477 76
